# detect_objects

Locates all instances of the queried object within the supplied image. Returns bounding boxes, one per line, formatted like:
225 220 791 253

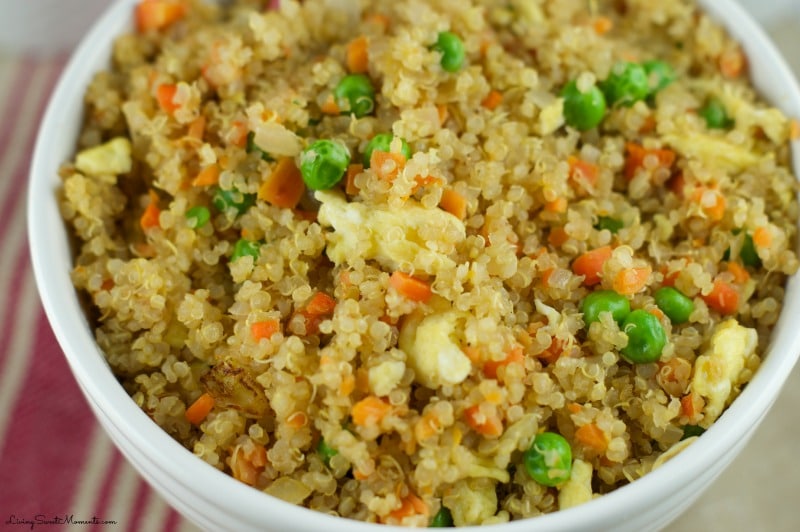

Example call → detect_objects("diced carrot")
192 164 220 187
662 268 680 287
345 163 363 195
572 245 613 286
412 175 444 193
230 120 249 147
187 115 206 140
574 423 608 454
593 16 613 35
753 226 773 249
390 271 432 303
790 119 800 140
691 187 726 221
540 267 555 287
230 439 267 486
436 104 449 126
548 227 569 247
702 280 739 315
461 345 483 364
156 83 180 114
482 345 524 379
383 493 429 523
649 307 666 321
639 114 657 134
481 90 504 110
535 337 564 366
567 402 582 414
624 142 676 181
719 48 745 79
320 95 340 115
136 0 186 33
464 405 503 438
365 13 390 31
613 266 651 295
258 157 306 208
352 396 392 426
544 197 567 213
185 392 215 425
251 319 280 341
568 155 599 189
140 190 161 230
286 411 308 429
439 188 468 219
681 393 698 418
340 374 356 397
370 150 407 181
305 292 337 316
414 412 442 441
726 261 750 284
346 36 369 74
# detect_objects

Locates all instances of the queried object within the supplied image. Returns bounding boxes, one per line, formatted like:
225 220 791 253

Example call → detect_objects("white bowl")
27 1 800 531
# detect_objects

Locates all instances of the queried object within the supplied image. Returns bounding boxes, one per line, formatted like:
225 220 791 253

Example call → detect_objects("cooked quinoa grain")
61 0 799 525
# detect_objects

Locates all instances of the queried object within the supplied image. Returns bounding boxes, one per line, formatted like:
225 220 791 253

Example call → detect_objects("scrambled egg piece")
74 137 132 179
316 191 465 276
537 97 565 136
662 131 763 174
445 478 498 526
558 459 593 510
398 310 471 389
690 319 758 427
368 360 405 396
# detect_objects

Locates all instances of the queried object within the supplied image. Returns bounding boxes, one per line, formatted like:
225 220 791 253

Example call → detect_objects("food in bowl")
58 0 799 526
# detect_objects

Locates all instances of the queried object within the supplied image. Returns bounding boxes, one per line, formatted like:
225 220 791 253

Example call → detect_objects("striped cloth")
0 55 198 532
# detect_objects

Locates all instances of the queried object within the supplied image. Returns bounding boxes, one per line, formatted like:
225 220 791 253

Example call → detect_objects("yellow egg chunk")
691 319 758 426
398 310 471 389
74 137 132 179
316 190 466 276
558 459 594 510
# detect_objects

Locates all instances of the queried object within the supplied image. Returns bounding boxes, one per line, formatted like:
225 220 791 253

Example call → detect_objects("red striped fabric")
0 56 194 532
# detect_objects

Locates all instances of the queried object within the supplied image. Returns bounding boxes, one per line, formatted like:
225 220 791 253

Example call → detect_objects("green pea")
212 187 256 217
185 206 210 229
700 97 734 129
654 287 694 324
300 139 351 190
246 131 274 161
602 61 650 107
621 309 667 364
561 80 607 131
681 424 706 440
363 133 412 168
523 432 572 487
429 506 453 527
594 216 624 234
333 74 376 118
231 238 260 262
643 60 676 94
739 232 760 267
432 31 465 72
581 290 631 326
317 438 338 468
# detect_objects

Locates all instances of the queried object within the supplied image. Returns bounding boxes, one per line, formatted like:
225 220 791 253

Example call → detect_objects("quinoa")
60 0 799 526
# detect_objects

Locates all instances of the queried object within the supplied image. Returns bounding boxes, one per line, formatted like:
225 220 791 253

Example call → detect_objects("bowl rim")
27 0 800 530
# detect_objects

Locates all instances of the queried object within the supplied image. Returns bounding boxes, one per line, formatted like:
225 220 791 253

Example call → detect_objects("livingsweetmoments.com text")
6 514 118 530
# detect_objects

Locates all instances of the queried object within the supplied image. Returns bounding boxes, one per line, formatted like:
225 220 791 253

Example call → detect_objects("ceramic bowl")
27 1 800 530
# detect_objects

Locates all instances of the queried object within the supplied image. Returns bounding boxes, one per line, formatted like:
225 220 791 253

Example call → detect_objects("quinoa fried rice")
60 0 799 526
